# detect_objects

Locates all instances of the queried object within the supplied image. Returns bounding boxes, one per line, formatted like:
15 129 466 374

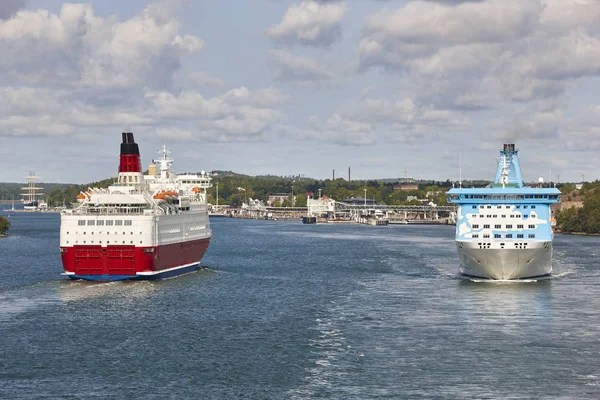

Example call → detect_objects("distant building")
576 182 584 190
393 178 419 191
426 191 444 197
267 193 295 206
342 197 377 206
307 196 336 217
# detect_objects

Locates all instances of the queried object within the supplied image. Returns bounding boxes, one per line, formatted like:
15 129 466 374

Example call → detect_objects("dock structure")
307 197 456 224
226 197 457 224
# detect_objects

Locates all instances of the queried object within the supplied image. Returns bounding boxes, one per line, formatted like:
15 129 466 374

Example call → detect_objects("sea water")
1 214 600 399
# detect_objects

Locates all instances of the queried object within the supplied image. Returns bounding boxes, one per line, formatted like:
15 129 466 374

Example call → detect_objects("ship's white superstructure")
60 132 212 281
448 144 560 280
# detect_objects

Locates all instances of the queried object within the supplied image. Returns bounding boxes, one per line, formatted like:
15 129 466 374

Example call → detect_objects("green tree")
294 193 308 207
0 216 10 235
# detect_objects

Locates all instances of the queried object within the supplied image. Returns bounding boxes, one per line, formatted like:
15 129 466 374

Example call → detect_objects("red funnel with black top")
119 132 142 173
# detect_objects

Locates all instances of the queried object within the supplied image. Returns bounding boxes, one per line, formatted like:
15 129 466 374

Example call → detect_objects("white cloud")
0 3 204 89
359 0 600 119
269 50 336 83
267 0 348 47
0 3 288 146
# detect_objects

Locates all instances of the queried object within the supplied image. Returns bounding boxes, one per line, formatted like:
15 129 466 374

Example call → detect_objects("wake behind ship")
448 144 560 280
59 132 212 281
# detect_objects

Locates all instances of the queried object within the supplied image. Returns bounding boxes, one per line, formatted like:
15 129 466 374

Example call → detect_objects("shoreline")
556 231 600 237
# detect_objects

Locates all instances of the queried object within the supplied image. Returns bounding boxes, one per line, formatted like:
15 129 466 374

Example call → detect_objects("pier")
218 198 456 225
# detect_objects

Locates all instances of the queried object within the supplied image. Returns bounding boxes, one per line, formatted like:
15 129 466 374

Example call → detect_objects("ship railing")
72 206 149 216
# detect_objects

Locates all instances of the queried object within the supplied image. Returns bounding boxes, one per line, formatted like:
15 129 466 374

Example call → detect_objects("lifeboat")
153 191 167 200
192 186 201 194
76 193 86 202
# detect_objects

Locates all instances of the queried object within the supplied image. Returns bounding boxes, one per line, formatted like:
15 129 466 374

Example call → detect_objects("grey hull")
456 242 552 280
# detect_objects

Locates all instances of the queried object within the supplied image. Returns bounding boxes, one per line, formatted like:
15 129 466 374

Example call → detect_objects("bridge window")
78 220 85 226
516 205 521 209
497 206 502 209
523 214 528 218
506 224 513 229
501 215 506 218
506 234 513 238
472 234 479 238
487 206 491 209
87 220 95 226
483 234 490 238
97 220 104 226
115 220 123 226
472 224 479 229
532 205 536 209
517 224 524 229
472 205 477 209
517 234 524 238
106 220 114 226
495 224 501 229
479 205 484 209
494 234 501 238
528 224 535 229
483 224 490 229
124 220 132 226
529 234 535 238
523 205 528 209
492 215 497 218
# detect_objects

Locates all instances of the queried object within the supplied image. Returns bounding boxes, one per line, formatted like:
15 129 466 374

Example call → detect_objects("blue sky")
1 0 600 184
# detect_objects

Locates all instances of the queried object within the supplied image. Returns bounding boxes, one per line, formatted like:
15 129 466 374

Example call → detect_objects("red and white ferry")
60 132 212 281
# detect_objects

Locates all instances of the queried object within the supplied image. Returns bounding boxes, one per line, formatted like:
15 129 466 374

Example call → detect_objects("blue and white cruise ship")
448 144 560 280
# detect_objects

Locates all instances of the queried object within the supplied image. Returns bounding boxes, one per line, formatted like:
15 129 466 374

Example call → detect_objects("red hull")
60 238 210 279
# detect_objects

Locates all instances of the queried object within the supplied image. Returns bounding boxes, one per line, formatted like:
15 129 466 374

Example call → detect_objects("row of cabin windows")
66 240 143 245
473 214 534 219
119 175 141 184
78 220 133 226
474 205 536 209
458 194 558 200
472 224 536 229
472 233 535 239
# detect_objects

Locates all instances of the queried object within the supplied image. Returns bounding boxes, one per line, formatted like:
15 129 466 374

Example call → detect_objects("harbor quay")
212 200 456 225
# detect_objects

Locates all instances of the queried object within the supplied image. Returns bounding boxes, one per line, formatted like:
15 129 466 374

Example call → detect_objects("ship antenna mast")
158 143 173 180
501 155 510 189
459 153 462 188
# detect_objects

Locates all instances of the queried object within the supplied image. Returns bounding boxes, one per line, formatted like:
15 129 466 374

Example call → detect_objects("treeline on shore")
1 175 477 207
555 181 600 234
